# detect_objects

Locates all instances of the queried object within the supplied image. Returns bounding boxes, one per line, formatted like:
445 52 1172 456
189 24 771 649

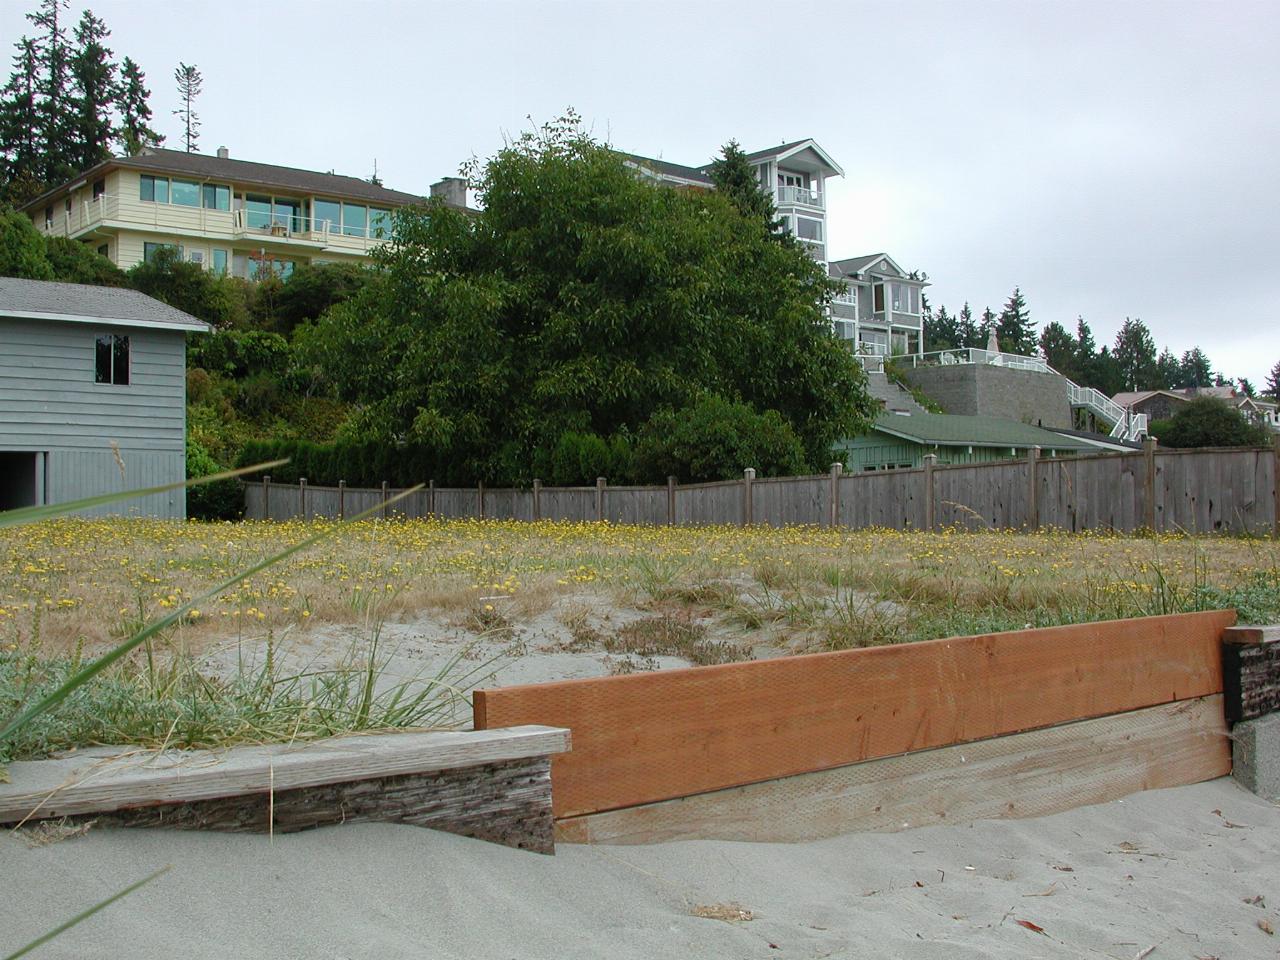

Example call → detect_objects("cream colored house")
22 147 468 279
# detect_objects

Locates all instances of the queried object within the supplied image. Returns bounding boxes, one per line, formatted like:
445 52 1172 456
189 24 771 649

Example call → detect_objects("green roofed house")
837 412 1104 472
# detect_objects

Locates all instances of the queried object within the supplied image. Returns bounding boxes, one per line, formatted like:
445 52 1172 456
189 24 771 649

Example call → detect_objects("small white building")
0 277 209 517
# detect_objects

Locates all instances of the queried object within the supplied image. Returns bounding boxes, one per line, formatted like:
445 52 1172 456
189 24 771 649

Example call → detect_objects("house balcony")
775 185 823 209
231 210 390 254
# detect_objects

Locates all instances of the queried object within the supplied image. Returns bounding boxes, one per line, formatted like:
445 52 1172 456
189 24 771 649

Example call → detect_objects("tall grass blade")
0 460 286 529
2 866 171 960
0 484 423 747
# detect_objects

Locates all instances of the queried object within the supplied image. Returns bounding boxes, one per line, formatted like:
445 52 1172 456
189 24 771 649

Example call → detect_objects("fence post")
829 462 843 529
1143 436 1157 534
262 475 270 521
1027 446 1040 531
1273 436 1280 539
338 480 345 521
532 478 542 522
595 477 606 523
742 468 755 526
667 476 677 526
922 455 936 531
299 477 308 522
381 480 389 520
428 479 436 517
478 481 485 520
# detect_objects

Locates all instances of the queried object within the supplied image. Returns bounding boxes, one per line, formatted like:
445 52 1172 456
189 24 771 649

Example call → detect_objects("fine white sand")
4 778 1278 959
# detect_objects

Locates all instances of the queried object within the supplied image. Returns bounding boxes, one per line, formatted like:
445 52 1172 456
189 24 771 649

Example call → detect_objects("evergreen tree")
1113 317 1158 391
995 286 1035 353
0 36 43 204
1266 361 1280 400
115 57 161 154
173 61 202 153
1038 321 1077 379
67 9 115 172
927 304 959 350
979 306 997 347
1237 377 1256 398
29 0 75 185
956 302 979 348
1155 348 1180 390
1179 347 1213 389
707 140 781 237
1092 346 1124 396
1073 317 1098 385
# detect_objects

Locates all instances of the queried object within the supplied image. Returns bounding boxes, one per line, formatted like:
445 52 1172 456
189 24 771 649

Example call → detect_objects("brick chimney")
430 177 467 206
216 146 229 159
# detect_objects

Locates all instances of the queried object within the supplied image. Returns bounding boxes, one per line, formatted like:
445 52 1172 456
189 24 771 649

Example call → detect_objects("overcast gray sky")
5 0 1276 383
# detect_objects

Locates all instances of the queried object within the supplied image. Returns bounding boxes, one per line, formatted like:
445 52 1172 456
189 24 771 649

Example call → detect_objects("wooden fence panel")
474 610 1235 818
932 461 1025 530
434 488 478 519
750 476 827 527
483 488 534 522
1036 453 1144 533
604 488 668 526
1156 449 1273 536
539 488 596 522
675 482 741 526
839 470 924 530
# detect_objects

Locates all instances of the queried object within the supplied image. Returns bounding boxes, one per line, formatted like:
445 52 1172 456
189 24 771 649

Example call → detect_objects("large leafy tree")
300 114 875 483
1113 317 1158 391
1151 397 1273 448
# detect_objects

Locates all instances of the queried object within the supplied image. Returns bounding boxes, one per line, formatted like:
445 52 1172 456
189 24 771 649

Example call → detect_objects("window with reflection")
342 203 367 237
314 199 341 232
139 175 169 203
94 334 129 385
202 184 230 210
245 194 272 229
369 208 393 238
171 179 200 206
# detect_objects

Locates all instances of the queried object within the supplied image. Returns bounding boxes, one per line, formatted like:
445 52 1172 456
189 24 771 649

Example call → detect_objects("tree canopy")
1150 397 1273 449
299 114 875 484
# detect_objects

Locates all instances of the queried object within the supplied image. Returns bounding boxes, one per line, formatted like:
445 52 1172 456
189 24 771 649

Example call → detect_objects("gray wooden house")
0 278 208 517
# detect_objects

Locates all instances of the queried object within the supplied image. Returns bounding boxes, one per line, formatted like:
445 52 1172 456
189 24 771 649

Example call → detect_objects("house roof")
618 153 715 186
623 137 843 187
0 277 210 333
742 139 845 176
830 253 924 284
869 412 1095 450
20 147 446 212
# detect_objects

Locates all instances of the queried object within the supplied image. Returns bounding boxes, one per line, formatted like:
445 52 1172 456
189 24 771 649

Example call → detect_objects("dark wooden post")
338 480 345 521
478 481 485 520
428 479 436 517
667 476 677 526
1273 436 1280 540
922 454 936 532
381 480 389 520
742 467 755 526
829 462 843 529
595 477 606 523
1027 446 1040 531
532 479 542 522
262 475 270 521
299 477 308 522
1143 436 1157 534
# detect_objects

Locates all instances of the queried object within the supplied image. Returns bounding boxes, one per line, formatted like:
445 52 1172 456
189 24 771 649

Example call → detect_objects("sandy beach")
4 778 1278 960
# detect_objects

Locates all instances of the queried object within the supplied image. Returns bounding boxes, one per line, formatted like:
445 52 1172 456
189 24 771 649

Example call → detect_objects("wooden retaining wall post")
742 468 755 526
1142 436 1158 534
300 477 308 522
667 476 677 526
532 479 542 522
1273 436 1280 539
1027 446 1040 531
595 477 606 522
338 480 345 521
262 475 270 521
922 454 936 532
828 462 843 529
381 480 389 520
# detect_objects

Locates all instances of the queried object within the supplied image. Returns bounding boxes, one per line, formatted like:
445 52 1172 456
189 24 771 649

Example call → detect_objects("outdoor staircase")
865 370 928 416
1068 384 1148 442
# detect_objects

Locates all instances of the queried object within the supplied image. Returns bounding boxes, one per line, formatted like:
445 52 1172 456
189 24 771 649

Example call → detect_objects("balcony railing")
775 185 823 208
832 282 857 305
903 348 1051 373
232 209 392 245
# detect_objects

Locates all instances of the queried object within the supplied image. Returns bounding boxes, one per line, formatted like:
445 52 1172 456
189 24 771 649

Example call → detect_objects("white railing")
776 185 823 208
903 348 1050 372
832 281 857 305
232 209 391 244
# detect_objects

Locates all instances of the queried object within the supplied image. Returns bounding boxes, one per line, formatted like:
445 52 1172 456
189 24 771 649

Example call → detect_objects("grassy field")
2 518 1279 760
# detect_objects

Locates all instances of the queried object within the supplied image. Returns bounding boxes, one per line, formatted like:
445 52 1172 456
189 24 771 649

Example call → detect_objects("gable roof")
0 277 210 332
830 253 923 283
624 137 843 187
20 147 447 212
618 153 715 186
869 412 1095 450
742 139 845 176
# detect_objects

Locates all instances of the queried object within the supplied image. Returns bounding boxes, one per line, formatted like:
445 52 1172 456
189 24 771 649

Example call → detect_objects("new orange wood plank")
473 610 1236 819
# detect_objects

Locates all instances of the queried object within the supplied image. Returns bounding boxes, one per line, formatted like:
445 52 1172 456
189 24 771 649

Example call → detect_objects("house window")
245 194 273 229
211 249 228 276
891 283 920 314
341 203 367 238
92 178 105 200
97 243 109 258
202 184 230 210
95 334 130 386
873 283 885 313
796 217 823 242
44 204 53 227
143 241 180 262
139 175 169 203
314 199 341 232
171 179 200 207
369 208 393 239
64 197 72 214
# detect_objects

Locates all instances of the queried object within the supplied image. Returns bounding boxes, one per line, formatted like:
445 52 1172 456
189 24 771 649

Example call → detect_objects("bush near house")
1149 397 1273 449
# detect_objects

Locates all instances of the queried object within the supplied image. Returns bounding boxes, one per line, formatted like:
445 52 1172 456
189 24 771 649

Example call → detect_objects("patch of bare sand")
3 779 1277 959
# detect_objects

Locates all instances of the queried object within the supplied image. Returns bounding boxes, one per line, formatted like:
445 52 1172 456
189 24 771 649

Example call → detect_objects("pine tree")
173 61 202 153
115 57 161 154
1155 348 1180 390
979 306 997 348
995 286 1035 354
956 302 979 348
67 9 116 172
1179 348 1213 389
1237 377 1256 398
1266 361 1280 401
707 140 781 237
0 36 43 204
1038 321 1077 379
29 0 75 185
1113 317 1158 391
927 304 959 350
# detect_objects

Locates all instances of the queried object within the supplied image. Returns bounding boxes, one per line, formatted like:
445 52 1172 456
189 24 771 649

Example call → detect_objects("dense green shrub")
185 438 242 521
273 262 371 334
632 396 808 483
126 247 238 327
1150 397 1273 448
0 209 55 280
44 236 126 286
187 329 290 378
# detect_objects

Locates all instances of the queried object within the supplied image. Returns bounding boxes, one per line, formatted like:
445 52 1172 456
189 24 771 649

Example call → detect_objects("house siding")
0 316 188 517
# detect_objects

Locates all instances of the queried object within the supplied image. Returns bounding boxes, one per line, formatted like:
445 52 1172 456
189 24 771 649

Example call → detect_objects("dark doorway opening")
0 452 39 511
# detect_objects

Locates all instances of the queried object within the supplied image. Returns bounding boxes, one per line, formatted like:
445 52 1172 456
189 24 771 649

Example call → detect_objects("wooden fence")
242 443 1280 536
474 610 1237 841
